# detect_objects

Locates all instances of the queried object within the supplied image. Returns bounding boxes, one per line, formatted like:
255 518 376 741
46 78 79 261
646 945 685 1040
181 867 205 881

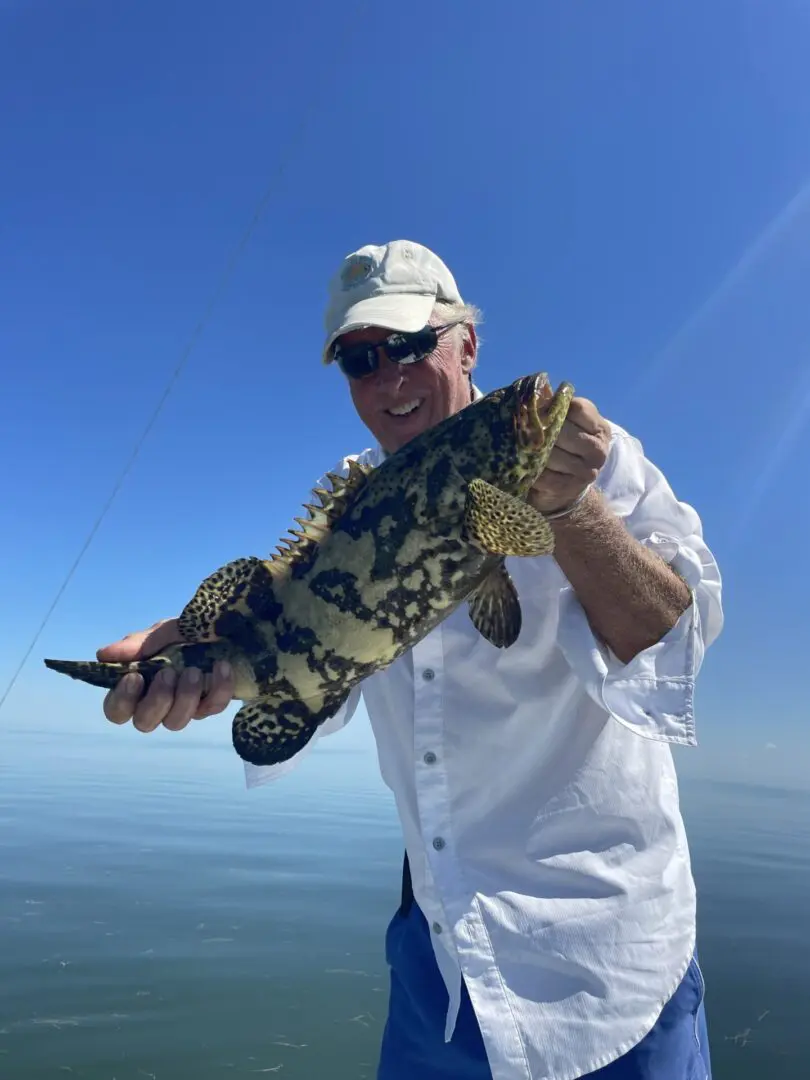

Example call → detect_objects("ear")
460 324 477 374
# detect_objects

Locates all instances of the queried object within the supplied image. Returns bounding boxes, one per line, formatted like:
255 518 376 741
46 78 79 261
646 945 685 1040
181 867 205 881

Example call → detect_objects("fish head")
462 373 575 495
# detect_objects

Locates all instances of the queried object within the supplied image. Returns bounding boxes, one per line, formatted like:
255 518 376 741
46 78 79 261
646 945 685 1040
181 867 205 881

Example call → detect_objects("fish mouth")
512 373 574 456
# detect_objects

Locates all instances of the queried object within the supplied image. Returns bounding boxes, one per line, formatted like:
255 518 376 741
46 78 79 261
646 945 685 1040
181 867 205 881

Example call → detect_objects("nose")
374 349 407 387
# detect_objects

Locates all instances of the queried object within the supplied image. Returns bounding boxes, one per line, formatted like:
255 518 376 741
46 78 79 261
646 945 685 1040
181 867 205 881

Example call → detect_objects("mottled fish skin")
45 373 574 767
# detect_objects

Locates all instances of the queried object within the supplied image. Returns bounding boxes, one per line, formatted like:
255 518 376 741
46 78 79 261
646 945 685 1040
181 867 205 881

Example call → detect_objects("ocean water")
1 712 808 1079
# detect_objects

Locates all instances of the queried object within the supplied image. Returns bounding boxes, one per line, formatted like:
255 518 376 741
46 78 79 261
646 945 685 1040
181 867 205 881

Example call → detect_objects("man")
98 240 724 1080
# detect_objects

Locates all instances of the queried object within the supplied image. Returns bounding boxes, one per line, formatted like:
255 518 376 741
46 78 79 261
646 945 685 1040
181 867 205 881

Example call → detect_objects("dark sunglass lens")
334 343 378 379
387 326 438 364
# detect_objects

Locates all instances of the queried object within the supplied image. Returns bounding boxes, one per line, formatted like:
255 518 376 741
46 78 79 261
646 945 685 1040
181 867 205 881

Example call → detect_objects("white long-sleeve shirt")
244 419 724 1080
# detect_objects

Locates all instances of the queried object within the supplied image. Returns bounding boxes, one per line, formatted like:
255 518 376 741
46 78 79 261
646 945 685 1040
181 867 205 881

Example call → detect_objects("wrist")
547 485 601 533
532 483 597 522
546 483 593 519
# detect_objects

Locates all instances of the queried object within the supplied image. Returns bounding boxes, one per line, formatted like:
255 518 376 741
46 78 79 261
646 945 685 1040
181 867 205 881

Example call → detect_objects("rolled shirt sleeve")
555 426 724 746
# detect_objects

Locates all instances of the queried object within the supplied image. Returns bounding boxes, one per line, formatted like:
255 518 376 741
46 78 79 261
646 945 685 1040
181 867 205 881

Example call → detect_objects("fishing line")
0 5 365 716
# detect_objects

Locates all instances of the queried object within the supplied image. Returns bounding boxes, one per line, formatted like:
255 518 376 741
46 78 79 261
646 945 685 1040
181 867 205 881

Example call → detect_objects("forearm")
542 487 692 664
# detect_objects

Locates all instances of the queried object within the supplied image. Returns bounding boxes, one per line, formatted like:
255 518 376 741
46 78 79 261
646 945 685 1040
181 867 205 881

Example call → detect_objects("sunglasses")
331 323 459 380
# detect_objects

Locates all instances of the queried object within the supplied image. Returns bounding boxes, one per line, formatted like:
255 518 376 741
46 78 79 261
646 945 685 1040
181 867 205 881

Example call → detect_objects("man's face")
337 319 477 454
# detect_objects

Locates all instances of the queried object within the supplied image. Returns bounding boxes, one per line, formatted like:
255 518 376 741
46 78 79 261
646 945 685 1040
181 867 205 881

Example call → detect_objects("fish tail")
43 656 172 691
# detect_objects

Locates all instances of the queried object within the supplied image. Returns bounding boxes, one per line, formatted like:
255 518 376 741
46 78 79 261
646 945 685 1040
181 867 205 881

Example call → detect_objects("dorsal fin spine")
268 458 374 574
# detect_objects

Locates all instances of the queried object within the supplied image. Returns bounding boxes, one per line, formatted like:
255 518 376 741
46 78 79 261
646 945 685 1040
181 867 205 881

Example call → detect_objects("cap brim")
322 292 437 363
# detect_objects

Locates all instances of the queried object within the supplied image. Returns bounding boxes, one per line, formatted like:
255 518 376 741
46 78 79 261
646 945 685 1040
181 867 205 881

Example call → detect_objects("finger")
563 397 604 436
546 444 602 483
103 672 145 725
554 424 608 467
96 618 182 663
131 668 184 733
193 662 235 720
158 667 207 731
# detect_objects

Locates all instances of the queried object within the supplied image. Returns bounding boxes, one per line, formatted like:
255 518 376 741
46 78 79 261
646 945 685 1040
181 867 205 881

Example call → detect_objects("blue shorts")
378 894 712 1080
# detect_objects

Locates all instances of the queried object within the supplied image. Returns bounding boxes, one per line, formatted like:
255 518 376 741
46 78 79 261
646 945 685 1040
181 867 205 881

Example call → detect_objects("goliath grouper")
44 373 574 767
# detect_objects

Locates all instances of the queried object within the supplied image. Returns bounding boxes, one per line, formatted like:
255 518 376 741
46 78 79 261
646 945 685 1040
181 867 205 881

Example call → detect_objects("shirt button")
423 751 437 765
432 921 443 934
422 668 435 681
432 837 445 851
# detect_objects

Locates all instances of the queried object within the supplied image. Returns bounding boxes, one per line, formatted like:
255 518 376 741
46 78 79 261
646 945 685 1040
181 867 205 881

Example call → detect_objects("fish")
44 372 574 767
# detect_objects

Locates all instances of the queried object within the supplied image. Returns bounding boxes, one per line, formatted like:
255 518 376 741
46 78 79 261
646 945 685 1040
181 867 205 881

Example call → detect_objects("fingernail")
160 667 176 687
218 661 231 679
187 668 200 685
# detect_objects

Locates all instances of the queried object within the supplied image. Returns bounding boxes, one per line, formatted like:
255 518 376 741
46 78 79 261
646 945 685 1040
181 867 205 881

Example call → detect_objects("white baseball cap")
322 239 464 363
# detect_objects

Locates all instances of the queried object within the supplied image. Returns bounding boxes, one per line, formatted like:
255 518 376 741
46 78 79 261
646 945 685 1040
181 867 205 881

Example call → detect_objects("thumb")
96 618 182 663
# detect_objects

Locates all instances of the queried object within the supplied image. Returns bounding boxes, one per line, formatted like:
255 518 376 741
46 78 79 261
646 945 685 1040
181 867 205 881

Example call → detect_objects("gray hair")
431 298 483 367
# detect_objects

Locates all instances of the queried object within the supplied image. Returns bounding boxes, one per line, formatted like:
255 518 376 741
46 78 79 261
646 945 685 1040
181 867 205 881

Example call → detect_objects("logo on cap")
341 255 374 289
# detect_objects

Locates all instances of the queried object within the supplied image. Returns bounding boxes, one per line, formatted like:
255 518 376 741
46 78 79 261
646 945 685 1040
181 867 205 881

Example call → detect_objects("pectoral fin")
464 478 555 557
467 560 522 648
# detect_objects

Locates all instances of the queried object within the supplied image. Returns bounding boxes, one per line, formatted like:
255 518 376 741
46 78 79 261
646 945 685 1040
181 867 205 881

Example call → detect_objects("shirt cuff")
243 752 310 790
556 532 706 747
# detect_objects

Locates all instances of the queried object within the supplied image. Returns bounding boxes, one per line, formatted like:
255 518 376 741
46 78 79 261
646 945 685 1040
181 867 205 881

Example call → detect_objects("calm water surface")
1 715 809 1079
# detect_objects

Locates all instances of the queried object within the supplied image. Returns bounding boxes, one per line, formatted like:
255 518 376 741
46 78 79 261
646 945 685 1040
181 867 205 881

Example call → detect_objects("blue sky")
2 0 809 787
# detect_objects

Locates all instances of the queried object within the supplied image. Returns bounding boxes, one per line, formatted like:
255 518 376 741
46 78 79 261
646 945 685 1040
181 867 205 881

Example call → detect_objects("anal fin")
464 477 555 557
232 689 350 766
467 560 523 648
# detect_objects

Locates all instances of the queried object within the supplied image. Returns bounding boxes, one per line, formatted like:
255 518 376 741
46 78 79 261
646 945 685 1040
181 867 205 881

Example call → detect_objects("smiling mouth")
386 399 424 418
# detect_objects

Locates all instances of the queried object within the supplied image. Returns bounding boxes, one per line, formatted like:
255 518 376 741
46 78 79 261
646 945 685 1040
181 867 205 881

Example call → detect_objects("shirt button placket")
412 637 450 937
417 663 439 767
